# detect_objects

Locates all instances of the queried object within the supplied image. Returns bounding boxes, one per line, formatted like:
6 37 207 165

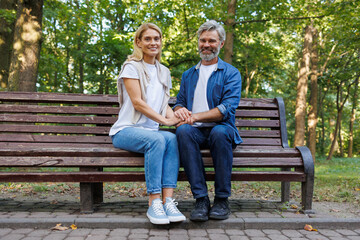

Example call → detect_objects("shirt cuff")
216 104 227 118
172 103 184 110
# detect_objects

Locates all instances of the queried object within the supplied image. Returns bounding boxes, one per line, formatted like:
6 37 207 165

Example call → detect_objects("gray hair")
197 20 226 43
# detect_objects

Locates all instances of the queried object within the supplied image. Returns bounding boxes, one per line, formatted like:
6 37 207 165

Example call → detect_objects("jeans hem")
193 193 209 199
162 185 177 189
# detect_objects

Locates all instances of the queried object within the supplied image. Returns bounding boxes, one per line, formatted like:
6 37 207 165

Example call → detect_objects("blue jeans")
176 124 235 199
112 127 180 194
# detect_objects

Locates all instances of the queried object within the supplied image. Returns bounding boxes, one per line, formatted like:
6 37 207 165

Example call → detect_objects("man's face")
198 30 224 62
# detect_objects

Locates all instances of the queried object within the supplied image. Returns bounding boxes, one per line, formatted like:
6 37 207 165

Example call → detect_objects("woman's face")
137 28 161 62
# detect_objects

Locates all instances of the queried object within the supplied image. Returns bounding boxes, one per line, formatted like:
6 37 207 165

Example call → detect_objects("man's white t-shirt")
192 63 217 127
111 62 165 133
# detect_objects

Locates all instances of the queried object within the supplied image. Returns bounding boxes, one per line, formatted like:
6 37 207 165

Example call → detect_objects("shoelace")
152 200 166 216
165 198 181 214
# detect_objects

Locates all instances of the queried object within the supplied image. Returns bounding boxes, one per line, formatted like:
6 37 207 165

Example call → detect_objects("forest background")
0 0 359 161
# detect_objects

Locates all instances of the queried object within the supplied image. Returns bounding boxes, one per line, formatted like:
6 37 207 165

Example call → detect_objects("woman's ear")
136 38 142 48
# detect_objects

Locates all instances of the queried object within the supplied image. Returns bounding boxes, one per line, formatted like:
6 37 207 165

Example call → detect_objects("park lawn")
0 157 359 204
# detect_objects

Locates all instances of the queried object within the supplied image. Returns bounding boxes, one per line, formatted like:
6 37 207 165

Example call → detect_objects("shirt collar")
195 57 225 71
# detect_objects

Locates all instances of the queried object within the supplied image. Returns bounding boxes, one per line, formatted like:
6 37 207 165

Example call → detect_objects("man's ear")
220 41 225 49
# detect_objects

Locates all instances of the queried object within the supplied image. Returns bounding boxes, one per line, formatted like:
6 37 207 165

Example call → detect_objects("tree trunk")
8 0 43 92
0 0 16 90
223 0 236 64
348 76 359 157
307 24 318 161
294 25 312 147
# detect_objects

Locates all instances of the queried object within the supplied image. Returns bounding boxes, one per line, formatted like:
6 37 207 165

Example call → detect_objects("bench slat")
0 156 303 167
235 110 279 118
0 104 119 115
0 92 118 104
0 171 305 182
0 146 300 158
0 114 116 125
0 125 110 134
235 119 279 128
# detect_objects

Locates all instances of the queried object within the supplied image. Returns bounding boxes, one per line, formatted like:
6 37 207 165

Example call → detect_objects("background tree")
7 0 44 92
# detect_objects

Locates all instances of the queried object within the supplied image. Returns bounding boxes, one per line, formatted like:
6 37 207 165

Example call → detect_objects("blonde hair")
127 23 163 62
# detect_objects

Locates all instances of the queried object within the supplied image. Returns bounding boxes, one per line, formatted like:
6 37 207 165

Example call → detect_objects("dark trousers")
176 124 235 199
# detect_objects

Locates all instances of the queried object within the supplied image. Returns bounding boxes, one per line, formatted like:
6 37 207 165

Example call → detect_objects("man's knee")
176 124 194 139
209 125 233 143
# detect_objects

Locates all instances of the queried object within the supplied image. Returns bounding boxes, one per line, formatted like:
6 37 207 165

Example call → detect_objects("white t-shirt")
110 63 165 133
192 63 217 127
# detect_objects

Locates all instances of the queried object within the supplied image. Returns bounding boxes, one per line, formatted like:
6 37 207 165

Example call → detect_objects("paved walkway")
0 198 359 239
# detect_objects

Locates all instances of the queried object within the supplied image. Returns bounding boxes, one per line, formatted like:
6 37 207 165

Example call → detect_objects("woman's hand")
162 115 181 126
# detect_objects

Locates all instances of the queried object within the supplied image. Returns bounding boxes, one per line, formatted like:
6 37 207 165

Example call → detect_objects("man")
174 20 242 221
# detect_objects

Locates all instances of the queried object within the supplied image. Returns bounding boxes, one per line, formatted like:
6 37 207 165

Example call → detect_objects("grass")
0 157 359 204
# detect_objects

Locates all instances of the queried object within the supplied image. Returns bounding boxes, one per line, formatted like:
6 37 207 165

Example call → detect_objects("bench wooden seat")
0 91 314 214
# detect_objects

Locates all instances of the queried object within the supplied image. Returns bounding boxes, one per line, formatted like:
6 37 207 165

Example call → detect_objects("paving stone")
131 228 149 234
0 228 12 236
28 229 52 237
328 238 350 240
226 229 245 236
148 237 168 240
90 229 110 235
1 234 26 240
230 236 250 240
244 229 266 237
169 229 188 235
22 237 45 240
267 234 289 240
207 229 225 234
188 229 207 237
347 237 360 240
335 230 358 236
281 230 303 238
262 230 281 235
354 230 360 234
68 229 92 237
43 235 67 240
63 237 86 240
306 235 329 240
109 228 130 237
249 237 270 240
12 228 34 234
128 233 148 239
318 230 343 237
85 235 107 240
209 233 230 240
170 235 189 240
149 229 169 236
105 237 127 240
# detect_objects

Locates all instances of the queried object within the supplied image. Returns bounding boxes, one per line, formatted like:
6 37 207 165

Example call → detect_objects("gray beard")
199 45 220 61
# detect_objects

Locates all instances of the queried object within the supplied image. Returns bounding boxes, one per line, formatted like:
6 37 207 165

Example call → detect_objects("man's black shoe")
209 197 231 220
190 196 210 221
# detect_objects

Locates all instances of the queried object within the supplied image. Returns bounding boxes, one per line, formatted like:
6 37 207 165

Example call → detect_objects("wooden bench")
0 91 314 214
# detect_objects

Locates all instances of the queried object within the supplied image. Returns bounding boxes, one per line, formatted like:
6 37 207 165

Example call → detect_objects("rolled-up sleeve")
216 69 242 120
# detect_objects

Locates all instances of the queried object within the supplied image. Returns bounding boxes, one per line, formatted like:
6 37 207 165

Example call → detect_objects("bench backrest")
0 92 288 149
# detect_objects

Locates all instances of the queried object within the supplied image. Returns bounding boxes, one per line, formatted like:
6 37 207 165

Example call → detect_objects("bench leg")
281 181 290 203
296 146 315 214
80 183 94 213
93 182 103 204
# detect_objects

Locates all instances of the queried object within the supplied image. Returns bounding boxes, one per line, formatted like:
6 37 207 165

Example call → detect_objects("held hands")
163 114 181 126
174 108 196 127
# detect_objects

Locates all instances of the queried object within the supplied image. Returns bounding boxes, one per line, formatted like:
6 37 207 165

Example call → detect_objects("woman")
109 23 185 225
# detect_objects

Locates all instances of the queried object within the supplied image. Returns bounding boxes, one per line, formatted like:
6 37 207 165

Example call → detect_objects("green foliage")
33 0 359 157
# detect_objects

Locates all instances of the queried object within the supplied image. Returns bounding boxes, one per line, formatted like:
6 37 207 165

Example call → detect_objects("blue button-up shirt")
174 58 243 144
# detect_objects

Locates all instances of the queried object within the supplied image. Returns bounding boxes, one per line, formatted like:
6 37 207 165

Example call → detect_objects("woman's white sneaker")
147 198 170 224
164 197 186 222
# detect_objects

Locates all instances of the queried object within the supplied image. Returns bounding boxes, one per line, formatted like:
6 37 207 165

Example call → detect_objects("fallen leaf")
70 224 77 230
51 224 69 231
304 224 318 232
330 209 340 212
291 204 298 209
355 188 360 191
